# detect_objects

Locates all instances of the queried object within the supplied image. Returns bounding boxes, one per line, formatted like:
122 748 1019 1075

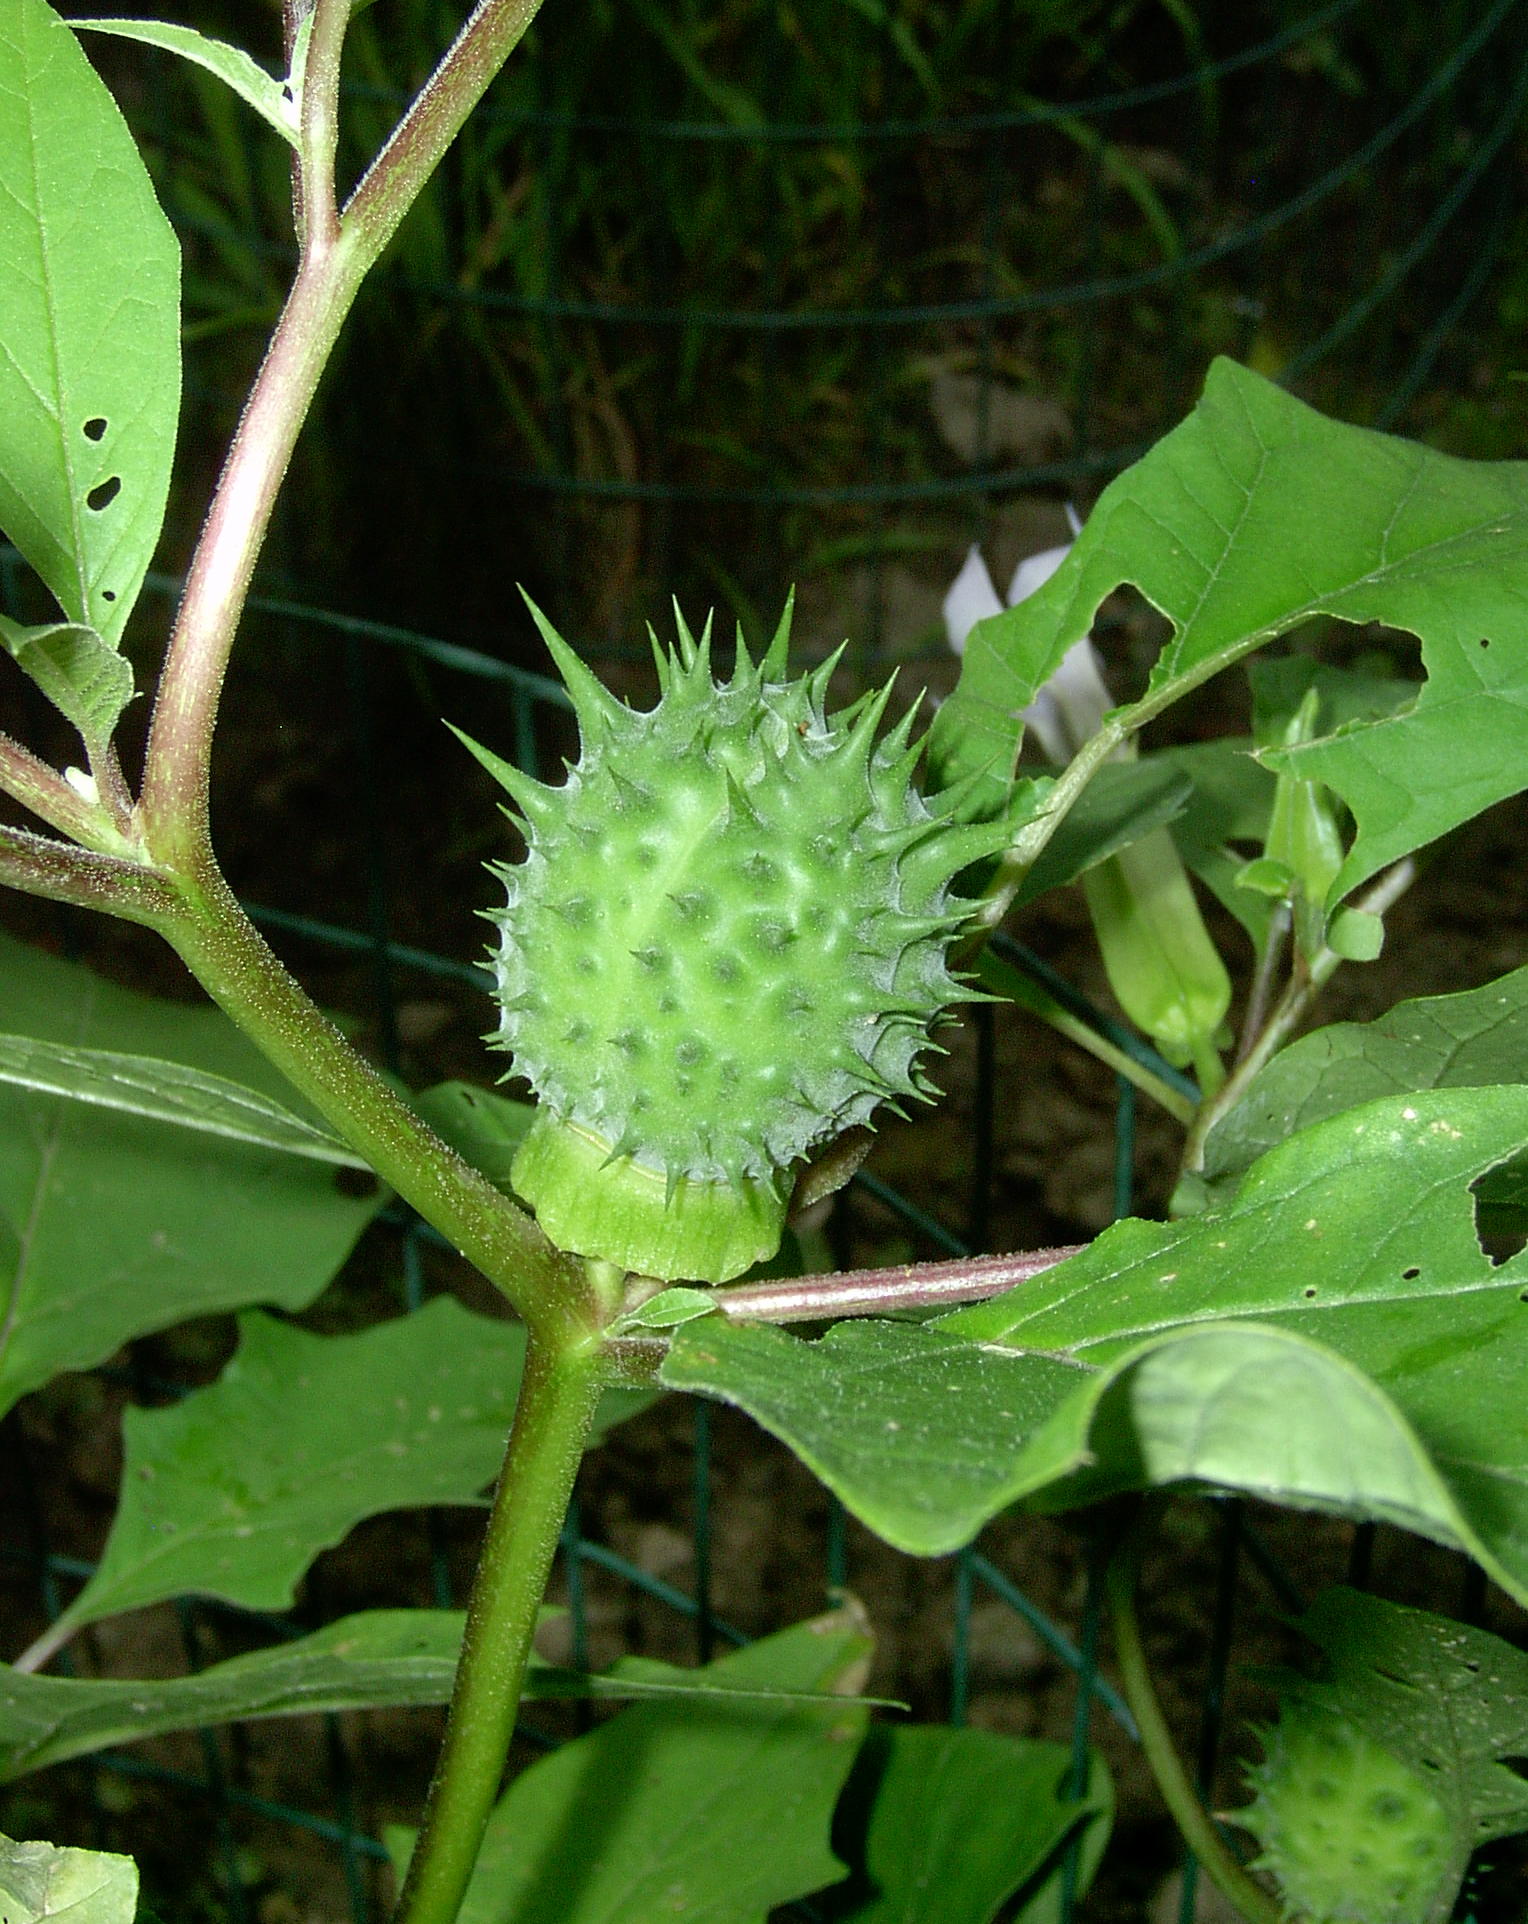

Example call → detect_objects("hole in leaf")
82 416 107 441
1303 1285 1317 1299
1471 1163 1528 1266
1401 1265 1421 1281
86 476 121 512
101 589 116 603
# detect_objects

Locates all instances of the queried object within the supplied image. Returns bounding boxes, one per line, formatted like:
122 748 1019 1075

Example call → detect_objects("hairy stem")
295 0 349 247
0 733 130 851
394 1330 604 1924
163 863 590 1342
0 823 179 927
708 1244 1085 1324
1107 1528 1283 1924
345 0 550 262
139 236 365 860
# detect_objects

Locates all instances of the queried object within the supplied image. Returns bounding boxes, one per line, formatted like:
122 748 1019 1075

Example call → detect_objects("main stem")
394 1330 604 1924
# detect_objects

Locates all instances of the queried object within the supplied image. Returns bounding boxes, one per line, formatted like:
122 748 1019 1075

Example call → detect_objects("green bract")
1239 1704 1453 1924
466 603 1001 1283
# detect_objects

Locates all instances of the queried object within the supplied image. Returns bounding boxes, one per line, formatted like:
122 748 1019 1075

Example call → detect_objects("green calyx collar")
512 1110 789 1284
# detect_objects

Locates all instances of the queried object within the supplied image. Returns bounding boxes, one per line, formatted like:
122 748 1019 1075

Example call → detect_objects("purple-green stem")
140 0 553 859
708 1243 1083 1323
162 863 592 1346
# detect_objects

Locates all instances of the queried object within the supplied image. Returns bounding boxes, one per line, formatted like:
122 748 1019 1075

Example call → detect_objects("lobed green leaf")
0 617 133 755
0 1030 369 1167
70 18 298 143
1245 1587 1528 1874
0 1610 884 1781
1009 760 1190 907
0 1834 135 1924
44 1299 643 1640
824 1727 1111 1924
1204 964 1528 1183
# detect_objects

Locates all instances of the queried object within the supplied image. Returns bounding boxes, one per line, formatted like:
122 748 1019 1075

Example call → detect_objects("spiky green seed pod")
1238 1705 1453 1924
464 599 1003 1284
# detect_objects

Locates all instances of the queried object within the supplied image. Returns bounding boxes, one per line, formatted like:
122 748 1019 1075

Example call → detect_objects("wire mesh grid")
135 0 1528 667
3 0 1527 1914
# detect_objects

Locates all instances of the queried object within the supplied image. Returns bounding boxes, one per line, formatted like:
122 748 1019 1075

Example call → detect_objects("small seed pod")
463 599 1003 1283
1239 1703 1453 1924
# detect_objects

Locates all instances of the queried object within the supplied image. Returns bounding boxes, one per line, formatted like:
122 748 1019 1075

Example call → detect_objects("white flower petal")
1020 689 1071 766
1004 540 1073 607
942 544 1004 656
1020 634 1115 763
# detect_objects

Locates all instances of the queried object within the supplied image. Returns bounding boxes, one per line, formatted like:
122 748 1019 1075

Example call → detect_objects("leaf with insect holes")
928 359 1528 888
0 1834 136 1924
0 931 384 1421
822 1727 1112 1924
386 1609 873 1924
666 1088 1528 1605
0 0 179 647
0 618 133 756
0 1610 884 1781
40 1300 647 1643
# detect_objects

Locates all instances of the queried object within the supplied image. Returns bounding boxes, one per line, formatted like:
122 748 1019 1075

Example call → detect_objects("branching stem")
1180 858 1417 1175
139 236 365 859
0 732 125 850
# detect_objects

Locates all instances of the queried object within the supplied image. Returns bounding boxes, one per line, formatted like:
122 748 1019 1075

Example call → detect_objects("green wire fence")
4 0 1527 1914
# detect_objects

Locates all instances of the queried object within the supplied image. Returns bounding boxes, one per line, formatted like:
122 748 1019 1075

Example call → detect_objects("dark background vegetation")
4 0 1528 1918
